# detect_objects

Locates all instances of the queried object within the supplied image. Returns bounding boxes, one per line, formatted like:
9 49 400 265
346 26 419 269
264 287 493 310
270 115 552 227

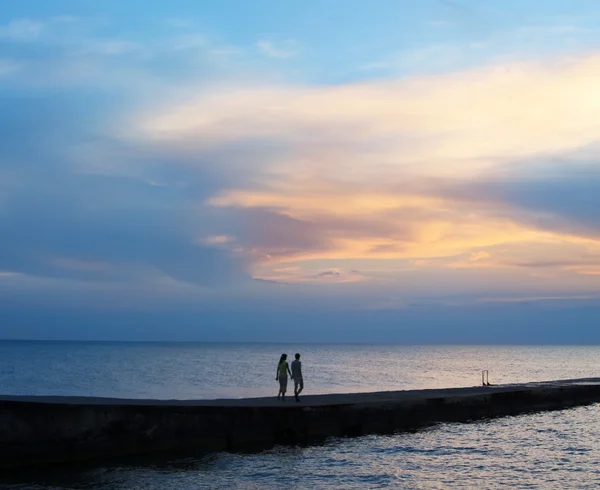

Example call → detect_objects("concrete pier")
2 378 600 469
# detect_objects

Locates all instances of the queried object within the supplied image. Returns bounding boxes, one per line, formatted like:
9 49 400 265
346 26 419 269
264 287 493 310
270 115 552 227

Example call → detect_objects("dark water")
2 342 600 489
5 406 600 489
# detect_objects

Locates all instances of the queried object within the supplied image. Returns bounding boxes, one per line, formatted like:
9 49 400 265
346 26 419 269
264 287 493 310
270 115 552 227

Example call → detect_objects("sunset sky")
2 0 600 342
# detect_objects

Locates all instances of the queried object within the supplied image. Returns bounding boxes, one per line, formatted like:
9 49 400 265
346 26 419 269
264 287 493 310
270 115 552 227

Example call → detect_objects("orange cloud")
200 235 235 245
252 266 367 285
209 182 596 265
130 52 600 288
469 251 489 261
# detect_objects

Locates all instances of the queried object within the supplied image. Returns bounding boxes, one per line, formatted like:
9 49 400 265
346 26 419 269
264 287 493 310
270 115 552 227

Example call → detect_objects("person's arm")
287 363 292 377
299 362 302 378
276 364 279 381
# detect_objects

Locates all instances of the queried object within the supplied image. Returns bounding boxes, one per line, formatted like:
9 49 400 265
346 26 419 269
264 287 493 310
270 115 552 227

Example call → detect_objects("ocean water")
2 342 600 489
2 341 600 399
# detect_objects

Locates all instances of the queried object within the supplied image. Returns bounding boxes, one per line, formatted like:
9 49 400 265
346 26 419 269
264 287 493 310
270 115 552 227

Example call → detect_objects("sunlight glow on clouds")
2 0 600 334
130 53 600 287
135 54 600 178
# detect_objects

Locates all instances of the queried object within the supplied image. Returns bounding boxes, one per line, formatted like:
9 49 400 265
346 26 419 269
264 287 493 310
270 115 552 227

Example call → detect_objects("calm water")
2 342 600 489
2 342 600 399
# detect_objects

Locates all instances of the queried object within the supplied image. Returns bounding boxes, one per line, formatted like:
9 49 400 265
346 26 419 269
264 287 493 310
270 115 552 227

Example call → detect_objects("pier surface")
2 378 600 469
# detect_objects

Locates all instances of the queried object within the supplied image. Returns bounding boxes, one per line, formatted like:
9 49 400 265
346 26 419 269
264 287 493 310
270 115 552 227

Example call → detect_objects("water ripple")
3 404 600 489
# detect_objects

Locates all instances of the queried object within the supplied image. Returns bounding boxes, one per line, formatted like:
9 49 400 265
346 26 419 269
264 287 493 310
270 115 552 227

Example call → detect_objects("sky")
1 0 600 342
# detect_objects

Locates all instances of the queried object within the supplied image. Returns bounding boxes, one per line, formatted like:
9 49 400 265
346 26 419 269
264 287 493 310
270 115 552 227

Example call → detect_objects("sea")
2 341 600 489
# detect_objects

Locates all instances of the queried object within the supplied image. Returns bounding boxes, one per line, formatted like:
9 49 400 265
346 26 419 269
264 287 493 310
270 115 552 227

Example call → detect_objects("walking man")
291 353 303 402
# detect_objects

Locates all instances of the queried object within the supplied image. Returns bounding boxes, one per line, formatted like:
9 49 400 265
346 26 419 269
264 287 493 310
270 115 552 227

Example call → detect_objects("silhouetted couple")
276 353 303 402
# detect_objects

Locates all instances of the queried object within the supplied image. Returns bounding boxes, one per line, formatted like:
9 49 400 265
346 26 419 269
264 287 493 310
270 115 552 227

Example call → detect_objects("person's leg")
297 379 304 395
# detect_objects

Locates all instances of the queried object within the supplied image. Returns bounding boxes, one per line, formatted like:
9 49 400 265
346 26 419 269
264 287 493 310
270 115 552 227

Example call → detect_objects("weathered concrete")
2 378 600 469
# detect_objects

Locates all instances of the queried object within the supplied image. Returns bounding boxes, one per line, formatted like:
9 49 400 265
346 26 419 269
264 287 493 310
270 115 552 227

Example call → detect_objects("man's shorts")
294 377 304 389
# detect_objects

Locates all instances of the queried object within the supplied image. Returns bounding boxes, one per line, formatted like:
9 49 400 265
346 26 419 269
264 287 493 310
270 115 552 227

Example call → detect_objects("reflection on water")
1 342 600 399
3 404 600 489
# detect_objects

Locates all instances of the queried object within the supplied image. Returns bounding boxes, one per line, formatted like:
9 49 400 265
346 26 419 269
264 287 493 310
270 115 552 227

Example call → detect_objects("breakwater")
2 378 600 469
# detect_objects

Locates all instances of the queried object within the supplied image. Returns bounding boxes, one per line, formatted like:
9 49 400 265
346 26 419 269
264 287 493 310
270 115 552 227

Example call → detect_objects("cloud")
134 53 600 177
77 40 140 56
128 51 600 290
50 258 110 271
201 235 235 245
0 17 247 92
0 59 19 76
3 14 600 309
208 182 551 265
469 251 489 261
0 19 43 41
427 20 455 28
257 39 299 59
0 91 250 298
251 266 367 285
476 293 600 304
0 169 246 289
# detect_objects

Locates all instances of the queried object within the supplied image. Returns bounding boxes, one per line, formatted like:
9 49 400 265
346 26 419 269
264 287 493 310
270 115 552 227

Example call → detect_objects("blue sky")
2 0 600 341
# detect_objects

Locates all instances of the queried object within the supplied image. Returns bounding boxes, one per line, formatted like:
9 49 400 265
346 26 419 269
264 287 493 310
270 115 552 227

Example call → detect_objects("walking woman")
276 353 292 401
